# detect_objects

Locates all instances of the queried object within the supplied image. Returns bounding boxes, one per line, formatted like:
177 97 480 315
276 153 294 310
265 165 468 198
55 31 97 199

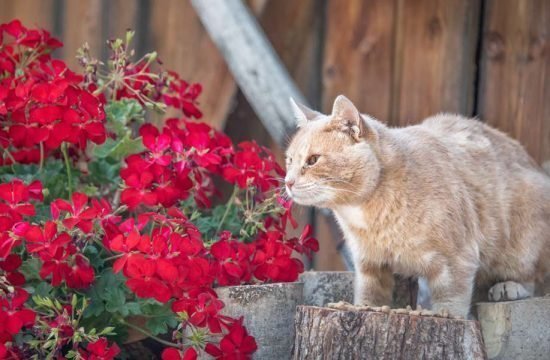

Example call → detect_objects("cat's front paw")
488 281 532 302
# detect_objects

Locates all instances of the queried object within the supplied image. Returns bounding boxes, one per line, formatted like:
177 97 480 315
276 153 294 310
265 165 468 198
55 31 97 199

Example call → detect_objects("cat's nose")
285 179 295 189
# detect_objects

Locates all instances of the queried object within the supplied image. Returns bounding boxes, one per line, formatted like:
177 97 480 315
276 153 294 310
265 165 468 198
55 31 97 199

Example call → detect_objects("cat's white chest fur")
333 206 371 264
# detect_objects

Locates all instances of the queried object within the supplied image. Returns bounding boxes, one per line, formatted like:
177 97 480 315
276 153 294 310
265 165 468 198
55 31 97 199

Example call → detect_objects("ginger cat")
285 95 550 317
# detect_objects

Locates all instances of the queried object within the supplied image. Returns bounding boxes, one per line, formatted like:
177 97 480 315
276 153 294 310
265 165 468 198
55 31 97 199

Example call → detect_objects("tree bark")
293 304 487 360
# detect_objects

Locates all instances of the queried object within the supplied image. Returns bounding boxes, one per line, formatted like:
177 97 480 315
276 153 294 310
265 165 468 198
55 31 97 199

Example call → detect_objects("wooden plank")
104 0 139 40
259 0 319 99
149 0 236 129
479 0 550 164
392 0 480 125
323 0 396 120
0 0 55 30
62 0 103 68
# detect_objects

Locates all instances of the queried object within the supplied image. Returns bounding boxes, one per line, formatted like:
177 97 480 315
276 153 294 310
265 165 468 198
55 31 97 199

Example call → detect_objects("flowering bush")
0 20 318 359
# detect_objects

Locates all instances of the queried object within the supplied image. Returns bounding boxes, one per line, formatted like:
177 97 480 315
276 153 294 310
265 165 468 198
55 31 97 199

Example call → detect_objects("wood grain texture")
104 0 139 41
392 0 481 125
149 0 236 129
293 305 487 360
62 0 103 68
323 0 396 120
478 0 550 164
0 0 55 30
313 213 346 271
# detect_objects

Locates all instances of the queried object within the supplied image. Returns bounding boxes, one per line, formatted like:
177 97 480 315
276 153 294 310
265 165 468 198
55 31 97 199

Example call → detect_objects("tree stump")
293 303 487 360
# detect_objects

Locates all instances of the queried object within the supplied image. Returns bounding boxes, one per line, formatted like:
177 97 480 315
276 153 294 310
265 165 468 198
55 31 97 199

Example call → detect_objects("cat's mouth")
287 185 331 206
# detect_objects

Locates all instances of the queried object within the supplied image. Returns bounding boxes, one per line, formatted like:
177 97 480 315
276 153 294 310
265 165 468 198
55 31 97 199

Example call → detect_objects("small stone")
438 309 450 318
380 305 391 314
420 310 434 317
410 310 422 316
327 301 353 310
394 308 409 314
406 305 412 311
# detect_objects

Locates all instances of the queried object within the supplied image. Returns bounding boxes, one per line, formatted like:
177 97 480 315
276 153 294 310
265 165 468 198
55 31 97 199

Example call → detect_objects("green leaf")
194 204 243 241
140 300 178 335
87 158 120 185
92 135 144 161
84 271 127 318
104 287 128 315
32 282 55 298
19 257 42 281
105 99 145 137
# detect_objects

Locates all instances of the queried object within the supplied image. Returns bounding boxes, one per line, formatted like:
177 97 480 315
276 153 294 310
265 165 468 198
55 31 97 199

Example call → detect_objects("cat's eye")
306 155 320 166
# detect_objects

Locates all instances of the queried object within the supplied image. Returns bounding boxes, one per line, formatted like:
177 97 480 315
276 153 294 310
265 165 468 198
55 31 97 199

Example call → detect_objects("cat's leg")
488 281 534 301
427 264 476 318
354 264 394 306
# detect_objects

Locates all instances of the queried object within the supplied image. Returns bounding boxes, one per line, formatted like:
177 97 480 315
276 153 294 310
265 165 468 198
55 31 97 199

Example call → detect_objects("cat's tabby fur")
285 95 550 317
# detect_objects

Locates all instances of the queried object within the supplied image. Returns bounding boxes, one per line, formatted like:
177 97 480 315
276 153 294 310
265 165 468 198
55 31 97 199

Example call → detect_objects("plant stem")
120 319 179 347
103 253 125 262
39 142 44 173
217 186 239 234
61 143 73 197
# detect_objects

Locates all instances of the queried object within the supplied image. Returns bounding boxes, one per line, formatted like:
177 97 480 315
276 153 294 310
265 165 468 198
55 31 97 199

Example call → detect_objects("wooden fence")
1 0 549 270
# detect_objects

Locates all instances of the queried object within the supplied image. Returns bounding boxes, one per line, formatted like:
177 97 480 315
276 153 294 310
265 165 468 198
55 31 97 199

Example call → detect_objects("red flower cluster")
205 320 257 359
120 121 287 211
79 338 120 360
20 197 96 288
0 255 35 359
161 71 203 118
120 120 234 209
0 20 320 360
0 20 106 165
0 180 42 258
223 141 285 192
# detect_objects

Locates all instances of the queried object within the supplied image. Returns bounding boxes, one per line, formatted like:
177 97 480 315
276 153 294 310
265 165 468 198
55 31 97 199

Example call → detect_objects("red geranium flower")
51 192 98 233
65 254 95 289
210 235 253 286
23 222 71 255
0 288 36 337
205 320 257 360
81 338 120 360
287 225 319 260
38 245 74 286
125 255 171 303
0 180 38 222
108 229 143 273
162 347 197 360
172 291 226 333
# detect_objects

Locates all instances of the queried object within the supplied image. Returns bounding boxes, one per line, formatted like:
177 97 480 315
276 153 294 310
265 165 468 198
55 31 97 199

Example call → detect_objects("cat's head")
285 95 381 208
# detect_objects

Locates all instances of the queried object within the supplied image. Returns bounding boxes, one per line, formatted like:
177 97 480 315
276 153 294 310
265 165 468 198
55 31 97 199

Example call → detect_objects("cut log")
476 296 550 360
293 303 487 360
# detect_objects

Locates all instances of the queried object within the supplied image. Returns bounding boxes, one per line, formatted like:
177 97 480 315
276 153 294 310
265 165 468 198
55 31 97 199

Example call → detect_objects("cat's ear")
289 98 323 127
331 95 370 142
